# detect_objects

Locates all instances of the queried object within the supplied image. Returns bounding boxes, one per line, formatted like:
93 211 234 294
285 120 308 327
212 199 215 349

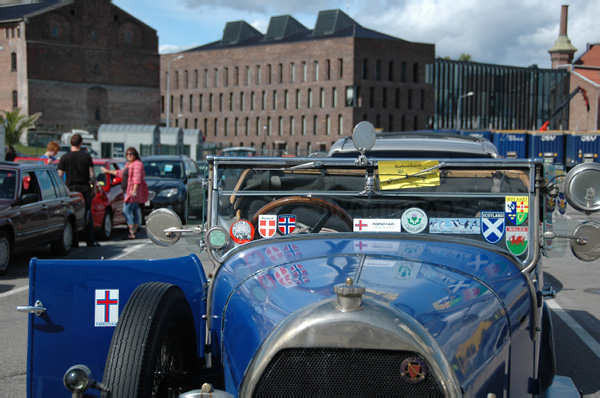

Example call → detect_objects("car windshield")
209 156 538 266
0 170 17 199
144 161 184 179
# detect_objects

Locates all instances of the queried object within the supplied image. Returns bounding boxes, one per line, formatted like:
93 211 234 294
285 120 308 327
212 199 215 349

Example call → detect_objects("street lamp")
166 55 184 128
456 91 474 130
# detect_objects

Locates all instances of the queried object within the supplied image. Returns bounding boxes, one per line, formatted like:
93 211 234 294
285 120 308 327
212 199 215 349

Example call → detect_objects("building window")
251 91 255 111
290 62 295 83
420 89 425 110
302 62 307 82
389 115 393 131
290 116 294 136
362 58 368 79
214 68 219 87
240 92 244 111
388 61 394 81
284 90 289 109
308 88 312 108
229 92 233 111
204 69 208 88
246 66 250 85
338 114 343 135
234 117 239 136
302 116 306 136
194 70 198 88
199 94 203 112
375 59 381 81
345 86 356 107
209 94 213 112
95 109 101 121
313 115 318 135
326 115 331 135
383 88 387 109
278 116 283 136
219 93 223 112
400 62 407 82
408 89 413 110
245 117 250 136
174 71 179 89
179 95 184 113
256 65 261 85
224 67 229 87
413 115 419 130
234 67 239 86
125 33 131 44
338 58 343 78
326 59 331 80
273 90 278 110
267 64 272 84
278 63 283 83
256 117 260 137
52 25 59 37
332 87 337 107
261 91 266 111
296 89 301 109
189 95 193 112
320 88 325 108
184 71 189 89
12 90 18 108
413 63 419 83
314 61 319 81
395 88 400 109
91 29 97 41
170 95 174 113
369 87 374 108
224 118 228 136
214 119 218 136
11 52 17 71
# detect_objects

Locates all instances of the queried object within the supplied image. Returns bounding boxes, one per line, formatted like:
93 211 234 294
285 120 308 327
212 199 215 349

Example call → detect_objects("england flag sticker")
481 211 505 244
95 289 119 327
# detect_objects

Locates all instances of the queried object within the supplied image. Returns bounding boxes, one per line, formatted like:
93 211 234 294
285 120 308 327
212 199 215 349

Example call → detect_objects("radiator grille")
253 348 444 397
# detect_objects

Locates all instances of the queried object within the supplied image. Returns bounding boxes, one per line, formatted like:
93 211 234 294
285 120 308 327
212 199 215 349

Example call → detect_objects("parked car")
220 146 256 157
0 162 85 275
56 144 99 159
328 128 499 158
91 158 126 240
142 155 205 222
19 122 600 397
13 157 54 165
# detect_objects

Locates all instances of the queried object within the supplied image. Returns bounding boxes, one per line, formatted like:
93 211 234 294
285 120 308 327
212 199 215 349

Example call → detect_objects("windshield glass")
209 157 536 264
0 170 17 200
144 161 184 179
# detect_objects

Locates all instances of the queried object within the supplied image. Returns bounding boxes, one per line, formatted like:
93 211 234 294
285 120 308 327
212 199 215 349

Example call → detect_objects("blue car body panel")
26 255 207 398
211 235 533 395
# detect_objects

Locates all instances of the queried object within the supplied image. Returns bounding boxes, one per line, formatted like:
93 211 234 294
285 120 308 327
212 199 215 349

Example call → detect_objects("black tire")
103 282 198 397
0 231 10 276
96 209 112 240
50 220 73 255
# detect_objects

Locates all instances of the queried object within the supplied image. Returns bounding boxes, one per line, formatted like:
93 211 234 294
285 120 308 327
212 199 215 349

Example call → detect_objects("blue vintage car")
18 122 600 397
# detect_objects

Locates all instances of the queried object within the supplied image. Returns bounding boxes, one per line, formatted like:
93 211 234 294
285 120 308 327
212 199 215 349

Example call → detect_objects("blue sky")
112 0 599 68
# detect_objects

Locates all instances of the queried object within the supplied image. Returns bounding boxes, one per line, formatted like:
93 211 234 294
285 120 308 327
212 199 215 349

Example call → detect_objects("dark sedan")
0 162 85 275
141 155 204 222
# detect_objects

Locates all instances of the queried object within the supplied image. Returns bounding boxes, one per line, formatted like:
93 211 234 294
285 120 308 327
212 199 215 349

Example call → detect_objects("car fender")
25 254 207 398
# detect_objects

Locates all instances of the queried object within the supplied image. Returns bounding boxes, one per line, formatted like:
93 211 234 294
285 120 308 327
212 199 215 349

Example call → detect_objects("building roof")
0 0 61 22
185 9 406 53
98 124 159 134
574 43 600 66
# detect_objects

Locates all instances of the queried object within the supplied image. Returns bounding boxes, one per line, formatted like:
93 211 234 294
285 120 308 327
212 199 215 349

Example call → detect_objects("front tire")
103 282 198 397
0 231 11 275
51 220 73 255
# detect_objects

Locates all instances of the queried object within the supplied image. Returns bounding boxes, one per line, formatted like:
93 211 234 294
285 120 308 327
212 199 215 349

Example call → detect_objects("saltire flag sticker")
505 196 528 226
278 214 296 234
481 211 505 244
258 215 277 238
95 289 119 327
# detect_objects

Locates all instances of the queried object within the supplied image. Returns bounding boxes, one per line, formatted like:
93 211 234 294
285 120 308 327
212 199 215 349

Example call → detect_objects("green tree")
458 53 472 62
1 108 41 146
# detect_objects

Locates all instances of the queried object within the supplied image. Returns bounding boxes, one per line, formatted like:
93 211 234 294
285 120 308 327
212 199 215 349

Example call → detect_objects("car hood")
145 177 184 192
212 234 529 390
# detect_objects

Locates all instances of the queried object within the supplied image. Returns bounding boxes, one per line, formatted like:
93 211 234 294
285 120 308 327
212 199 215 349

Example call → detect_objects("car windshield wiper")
384 162 446 182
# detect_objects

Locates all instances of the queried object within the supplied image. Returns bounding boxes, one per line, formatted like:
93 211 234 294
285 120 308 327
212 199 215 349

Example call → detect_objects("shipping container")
492 130 528 158
565 131 600 168
528 130 565 164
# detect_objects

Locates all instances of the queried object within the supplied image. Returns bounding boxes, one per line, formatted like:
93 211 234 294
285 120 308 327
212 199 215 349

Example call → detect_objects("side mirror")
563 163 600 214
112 177 122 186
146 208 183 247
571 221 600 262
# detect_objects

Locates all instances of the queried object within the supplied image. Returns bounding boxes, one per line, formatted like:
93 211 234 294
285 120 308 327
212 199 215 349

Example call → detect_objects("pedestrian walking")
102 147 148 239
57 134 100 247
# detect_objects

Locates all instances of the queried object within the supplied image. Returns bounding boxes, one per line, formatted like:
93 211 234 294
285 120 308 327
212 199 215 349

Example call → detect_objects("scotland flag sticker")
95 289 119 327
481 211 505 244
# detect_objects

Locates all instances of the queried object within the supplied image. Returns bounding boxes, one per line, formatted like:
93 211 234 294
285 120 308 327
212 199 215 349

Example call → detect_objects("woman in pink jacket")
102 147 148 239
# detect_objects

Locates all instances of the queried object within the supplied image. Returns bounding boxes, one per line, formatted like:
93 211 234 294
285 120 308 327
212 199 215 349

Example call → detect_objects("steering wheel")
250 196 353 236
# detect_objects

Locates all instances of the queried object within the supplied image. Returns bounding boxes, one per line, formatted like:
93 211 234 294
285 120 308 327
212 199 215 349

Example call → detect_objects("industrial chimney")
548 5 577 69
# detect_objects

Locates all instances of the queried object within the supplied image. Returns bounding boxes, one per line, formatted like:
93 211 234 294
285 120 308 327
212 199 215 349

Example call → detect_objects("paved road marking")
547 299 600 359
111 242 148 259
0 285 28 298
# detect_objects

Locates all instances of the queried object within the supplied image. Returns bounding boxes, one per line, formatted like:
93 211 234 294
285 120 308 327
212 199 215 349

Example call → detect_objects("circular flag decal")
230 219 255 244
401 208 428 234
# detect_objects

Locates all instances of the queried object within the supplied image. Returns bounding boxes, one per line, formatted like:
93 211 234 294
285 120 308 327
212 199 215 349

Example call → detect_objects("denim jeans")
124 202 141 226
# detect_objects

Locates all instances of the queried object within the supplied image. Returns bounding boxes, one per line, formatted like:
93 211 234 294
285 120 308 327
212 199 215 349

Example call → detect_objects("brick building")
0 0 160 140
160 10 435 156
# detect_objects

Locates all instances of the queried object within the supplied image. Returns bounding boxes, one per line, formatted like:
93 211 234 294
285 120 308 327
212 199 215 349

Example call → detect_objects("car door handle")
16 300 47 316
41 204 48 210
61 200 68 206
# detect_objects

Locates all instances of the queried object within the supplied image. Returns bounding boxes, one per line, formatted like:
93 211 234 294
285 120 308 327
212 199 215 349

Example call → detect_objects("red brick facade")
161 31 434 156
0 0 160 135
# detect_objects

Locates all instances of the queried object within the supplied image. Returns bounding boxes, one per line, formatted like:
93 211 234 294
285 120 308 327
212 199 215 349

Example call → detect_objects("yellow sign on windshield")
378 160 441 190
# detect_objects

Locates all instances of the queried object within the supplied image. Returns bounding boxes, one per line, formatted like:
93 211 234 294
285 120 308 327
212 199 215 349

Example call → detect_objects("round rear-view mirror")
571 221 600 262
563 163 600 213
146 208 183 247
352 121 376 154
